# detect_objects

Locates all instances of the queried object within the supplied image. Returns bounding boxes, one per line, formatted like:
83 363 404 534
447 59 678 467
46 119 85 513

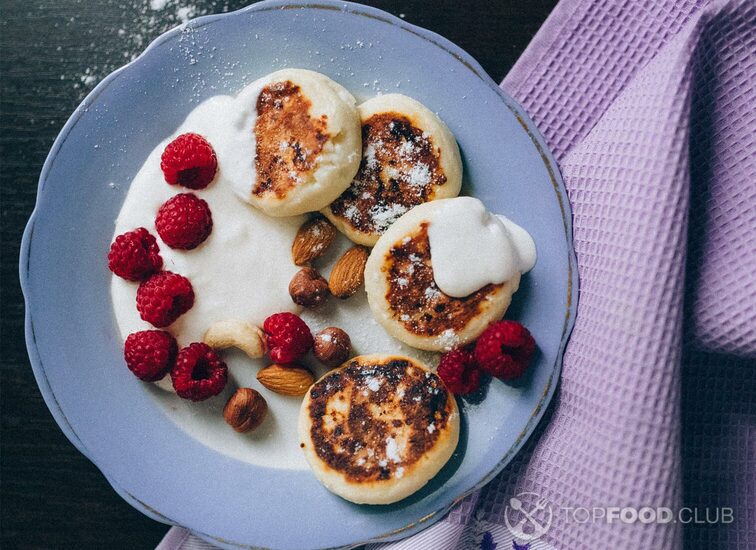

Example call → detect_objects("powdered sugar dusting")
364 140 382 169
175 5 197 24
406 163 431 188
385 437 402 463
397 139 417 158
424 286 441 301
63 1 232 96
365 376 382 392
342 204 360 222
436 329 460 351
368 203 408 231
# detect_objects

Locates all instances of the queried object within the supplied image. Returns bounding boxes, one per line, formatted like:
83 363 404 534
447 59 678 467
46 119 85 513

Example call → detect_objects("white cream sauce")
427 197 536 297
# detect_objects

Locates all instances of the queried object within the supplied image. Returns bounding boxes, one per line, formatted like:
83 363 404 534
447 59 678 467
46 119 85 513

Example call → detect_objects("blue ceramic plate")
20 1 577 548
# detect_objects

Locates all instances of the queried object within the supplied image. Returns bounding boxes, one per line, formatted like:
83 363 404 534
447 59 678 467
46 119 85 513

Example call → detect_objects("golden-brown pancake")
240 69 362 217
323 94 461 245
298 354 459 504
365 201 519 351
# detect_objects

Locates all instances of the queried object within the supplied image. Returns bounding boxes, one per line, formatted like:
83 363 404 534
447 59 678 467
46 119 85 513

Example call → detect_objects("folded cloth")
159 0 755 548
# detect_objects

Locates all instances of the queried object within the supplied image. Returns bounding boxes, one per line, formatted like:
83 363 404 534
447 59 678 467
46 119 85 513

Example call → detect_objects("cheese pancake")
324 94 461 245
365 201 519 351
235 69 362 217
298 354 459 504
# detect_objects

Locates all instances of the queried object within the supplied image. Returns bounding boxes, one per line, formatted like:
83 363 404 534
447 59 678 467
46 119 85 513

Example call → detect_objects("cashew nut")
203 319 266 359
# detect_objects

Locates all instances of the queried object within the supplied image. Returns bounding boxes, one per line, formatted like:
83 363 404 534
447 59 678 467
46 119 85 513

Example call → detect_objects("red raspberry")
160 133 217 189
474 321 536 380
136 271 195 328
437 348 481 395
108 227 163 281
170 342 228 401
124 330 177 382
155 193 213 250
263 312 313 363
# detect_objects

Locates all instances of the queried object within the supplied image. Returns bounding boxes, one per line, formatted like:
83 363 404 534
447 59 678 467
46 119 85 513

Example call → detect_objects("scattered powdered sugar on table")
60 1 415 104
63 1 231 96
175 5 198 23
80 73 97 86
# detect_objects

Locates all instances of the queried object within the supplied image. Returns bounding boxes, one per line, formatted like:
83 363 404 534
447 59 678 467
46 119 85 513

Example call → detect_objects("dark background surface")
0 1 557 547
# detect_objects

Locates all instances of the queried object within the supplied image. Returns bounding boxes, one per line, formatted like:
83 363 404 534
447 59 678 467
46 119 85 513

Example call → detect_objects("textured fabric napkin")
158 0 755 548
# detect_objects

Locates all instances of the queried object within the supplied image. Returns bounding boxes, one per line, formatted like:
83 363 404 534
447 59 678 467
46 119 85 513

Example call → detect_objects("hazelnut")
313 327 351 367
223 388 267 433
289 267 330 308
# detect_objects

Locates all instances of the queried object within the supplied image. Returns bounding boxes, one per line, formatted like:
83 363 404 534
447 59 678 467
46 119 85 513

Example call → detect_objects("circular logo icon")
504 492 553 542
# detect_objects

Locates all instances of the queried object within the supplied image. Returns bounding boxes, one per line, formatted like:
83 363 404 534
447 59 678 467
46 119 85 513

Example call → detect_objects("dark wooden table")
0 1 557 547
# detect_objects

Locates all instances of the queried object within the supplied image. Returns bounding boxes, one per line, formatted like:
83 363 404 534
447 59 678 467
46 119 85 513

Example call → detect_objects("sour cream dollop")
427 197 536 297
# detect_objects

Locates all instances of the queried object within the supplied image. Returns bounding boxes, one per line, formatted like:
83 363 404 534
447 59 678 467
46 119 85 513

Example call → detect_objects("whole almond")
223 388 267 433
329 246 369 299
257 364 314 397
292 215 336 266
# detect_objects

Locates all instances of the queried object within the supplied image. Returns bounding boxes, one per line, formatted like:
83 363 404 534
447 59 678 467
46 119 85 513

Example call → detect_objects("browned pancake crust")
383 223 501 337
254 81 329 198
306 358 453 483
328 113 447 233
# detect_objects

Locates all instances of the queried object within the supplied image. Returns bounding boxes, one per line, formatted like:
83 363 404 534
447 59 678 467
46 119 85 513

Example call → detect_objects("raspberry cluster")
111 134 233 402
436 321 536 395
108 135 219 333
123 333 229 401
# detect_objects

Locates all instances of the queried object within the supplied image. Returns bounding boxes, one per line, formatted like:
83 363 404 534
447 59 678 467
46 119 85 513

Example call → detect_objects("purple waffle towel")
158 0 755 548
